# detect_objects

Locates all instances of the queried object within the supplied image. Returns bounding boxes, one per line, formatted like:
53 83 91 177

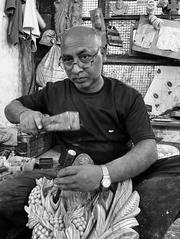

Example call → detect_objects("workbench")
151 119 180 151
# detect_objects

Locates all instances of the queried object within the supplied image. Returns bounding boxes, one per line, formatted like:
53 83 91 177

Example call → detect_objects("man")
3 26 180 239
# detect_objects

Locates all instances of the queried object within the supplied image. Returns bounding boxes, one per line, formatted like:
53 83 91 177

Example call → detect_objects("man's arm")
54 139 158 192
4 99 31 123
106 138 157 183
4 99 44 135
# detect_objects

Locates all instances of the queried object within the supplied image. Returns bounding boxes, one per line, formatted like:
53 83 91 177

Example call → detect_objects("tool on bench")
42 112 80 131
38 157 53 169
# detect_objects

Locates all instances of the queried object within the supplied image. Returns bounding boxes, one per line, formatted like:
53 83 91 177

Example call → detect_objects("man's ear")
101 45 107 58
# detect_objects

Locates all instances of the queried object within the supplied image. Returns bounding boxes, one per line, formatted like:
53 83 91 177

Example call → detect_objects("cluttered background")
0 0 180 174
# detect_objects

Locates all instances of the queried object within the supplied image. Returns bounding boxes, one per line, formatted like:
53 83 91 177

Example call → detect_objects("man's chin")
74 82 90 92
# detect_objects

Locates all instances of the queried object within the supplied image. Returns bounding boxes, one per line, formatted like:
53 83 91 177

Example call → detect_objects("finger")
34 115 43 130
54 182 78 191
54 175 76 185
42 116 51 130
20 123 26 133
20 124 36 135
57 166 78 177
26 121 39 135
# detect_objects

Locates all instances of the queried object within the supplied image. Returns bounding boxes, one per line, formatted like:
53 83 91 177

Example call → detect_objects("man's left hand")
54 165 102 192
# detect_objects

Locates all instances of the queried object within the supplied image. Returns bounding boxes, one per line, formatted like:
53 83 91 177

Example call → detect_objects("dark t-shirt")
17 76 155 164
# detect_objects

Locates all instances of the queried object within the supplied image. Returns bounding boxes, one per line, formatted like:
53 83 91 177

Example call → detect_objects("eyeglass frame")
58 47 101 70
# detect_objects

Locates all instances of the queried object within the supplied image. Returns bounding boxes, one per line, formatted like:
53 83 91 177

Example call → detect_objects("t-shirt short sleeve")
125 93 155 144
16 83 53 114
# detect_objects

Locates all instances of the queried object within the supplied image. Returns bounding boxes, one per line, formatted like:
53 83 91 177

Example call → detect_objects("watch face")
102 178 111 188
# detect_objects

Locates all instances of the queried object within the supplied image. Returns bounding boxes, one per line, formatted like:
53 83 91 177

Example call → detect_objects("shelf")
107 15 180 20
82 16 180 65
82 15 180 22
104 56 180 65
151 120 180 128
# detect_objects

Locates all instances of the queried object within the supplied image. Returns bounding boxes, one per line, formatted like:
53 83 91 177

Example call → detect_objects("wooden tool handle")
42 112 80 131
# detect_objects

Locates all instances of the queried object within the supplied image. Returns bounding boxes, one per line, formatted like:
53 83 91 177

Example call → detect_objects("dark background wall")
35 0 55 65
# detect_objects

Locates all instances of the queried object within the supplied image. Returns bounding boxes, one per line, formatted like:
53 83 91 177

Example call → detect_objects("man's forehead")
63 26 97 40
63 36 96 50
61 26 101 51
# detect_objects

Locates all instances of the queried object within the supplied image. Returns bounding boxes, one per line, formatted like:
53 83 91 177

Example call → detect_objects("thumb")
34 114 43 130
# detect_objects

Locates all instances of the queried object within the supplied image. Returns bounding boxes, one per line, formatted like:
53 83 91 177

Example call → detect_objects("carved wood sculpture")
167 0 179 15
68 0 83 27
25 154 140 239
54 0 83 42
107 26 123 47
89 8 107 50
111 0 129 15
157 0 179 15
54 0 70 42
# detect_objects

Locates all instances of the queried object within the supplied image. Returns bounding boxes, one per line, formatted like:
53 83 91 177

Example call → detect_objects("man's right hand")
19 110 44 135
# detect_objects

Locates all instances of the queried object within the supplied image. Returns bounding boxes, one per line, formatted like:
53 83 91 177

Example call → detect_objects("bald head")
60 26 104 93
61 26 102 50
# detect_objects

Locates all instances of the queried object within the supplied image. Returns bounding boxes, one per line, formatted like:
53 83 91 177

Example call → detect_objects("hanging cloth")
4 0 24 45
22 0 40 52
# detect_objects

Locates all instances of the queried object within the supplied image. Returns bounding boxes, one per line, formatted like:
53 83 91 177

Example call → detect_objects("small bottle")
63 149 76 167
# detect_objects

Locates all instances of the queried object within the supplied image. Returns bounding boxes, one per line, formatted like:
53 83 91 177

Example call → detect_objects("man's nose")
71 62 82 73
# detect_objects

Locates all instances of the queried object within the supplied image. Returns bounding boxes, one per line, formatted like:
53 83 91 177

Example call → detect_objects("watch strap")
100 165 111 190
101 165 110 177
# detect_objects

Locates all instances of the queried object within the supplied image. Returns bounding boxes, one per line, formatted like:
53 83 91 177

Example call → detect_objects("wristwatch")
100 165 111 190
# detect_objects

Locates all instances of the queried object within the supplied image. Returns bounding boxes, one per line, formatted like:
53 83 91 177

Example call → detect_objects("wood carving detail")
25 155 140 239
54 0 83 42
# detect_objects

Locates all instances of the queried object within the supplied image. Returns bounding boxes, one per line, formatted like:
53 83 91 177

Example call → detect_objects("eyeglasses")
59 48 100 69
